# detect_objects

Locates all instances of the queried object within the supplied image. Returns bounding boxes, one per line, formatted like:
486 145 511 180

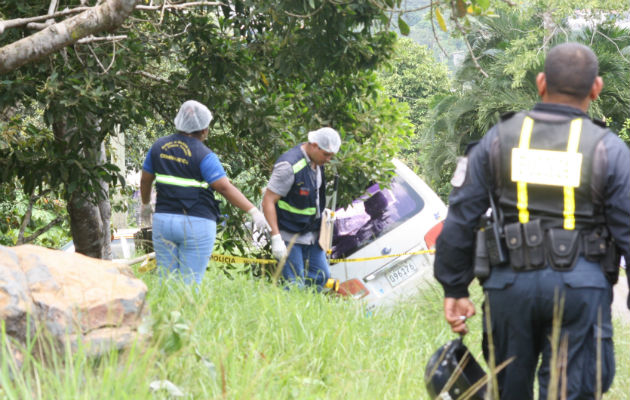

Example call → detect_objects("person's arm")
261 161 294 235
201 154 269 231
434 129 495 297
262 189 282 235
262 188 288 260
599 133 630 309
434 127 497 334
601 133 630 260
139 169 155 226
140 170 155 205
210 177 255 212
444 298 476 334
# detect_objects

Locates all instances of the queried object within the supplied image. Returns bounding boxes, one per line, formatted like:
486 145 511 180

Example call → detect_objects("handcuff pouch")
523 220 545 268
547 228 580 271
504 222 525 270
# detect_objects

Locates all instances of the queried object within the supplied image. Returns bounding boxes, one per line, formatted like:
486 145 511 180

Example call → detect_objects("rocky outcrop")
0 244 149 365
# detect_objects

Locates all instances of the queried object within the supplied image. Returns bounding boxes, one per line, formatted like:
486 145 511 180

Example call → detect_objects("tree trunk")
67 143 112 260
54 118 112 260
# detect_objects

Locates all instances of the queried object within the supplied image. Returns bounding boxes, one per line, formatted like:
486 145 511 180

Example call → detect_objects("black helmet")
424 338 487 399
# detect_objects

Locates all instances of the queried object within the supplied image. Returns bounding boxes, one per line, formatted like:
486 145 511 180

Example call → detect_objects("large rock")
0 244 149 362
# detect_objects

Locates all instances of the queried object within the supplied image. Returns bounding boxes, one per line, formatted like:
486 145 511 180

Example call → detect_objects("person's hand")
444 297 476 335
247 207 271 233
140 203 153 227
271 234 288 260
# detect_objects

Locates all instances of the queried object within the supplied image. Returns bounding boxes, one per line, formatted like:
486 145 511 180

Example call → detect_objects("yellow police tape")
137 249 436 273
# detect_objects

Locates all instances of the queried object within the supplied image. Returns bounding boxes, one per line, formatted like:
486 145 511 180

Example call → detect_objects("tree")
377 37 451 176
419 5 630 199
0 1 413 258
0 0 139 73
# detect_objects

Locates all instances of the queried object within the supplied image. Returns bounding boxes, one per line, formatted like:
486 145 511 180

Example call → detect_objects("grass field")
1 266 628 399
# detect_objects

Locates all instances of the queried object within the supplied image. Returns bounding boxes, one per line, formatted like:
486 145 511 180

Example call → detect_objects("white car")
329 159 447 311
61 228 144 261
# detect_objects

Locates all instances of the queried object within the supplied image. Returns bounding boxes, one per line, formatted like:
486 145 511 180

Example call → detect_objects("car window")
331 175 425 259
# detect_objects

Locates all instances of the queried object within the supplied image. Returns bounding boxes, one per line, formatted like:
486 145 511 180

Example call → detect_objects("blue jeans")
152 213 216 285
282 242 330 289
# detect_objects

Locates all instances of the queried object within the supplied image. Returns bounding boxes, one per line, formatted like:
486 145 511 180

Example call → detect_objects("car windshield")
331 176 425 259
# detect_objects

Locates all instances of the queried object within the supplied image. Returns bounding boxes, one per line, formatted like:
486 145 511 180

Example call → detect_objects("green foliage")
0 182 71 247
174 1 412 207
418 7 630 200
1 0 414 252
619 118 630 144
377 37 451 178
394 0 466 70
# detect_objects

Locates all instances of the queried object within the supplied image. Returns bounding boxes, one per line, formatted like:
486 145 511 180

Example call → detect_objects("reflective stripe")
277 200 316 215
292 158 307 174
516 116 534 223
514 117 583 228
562 118 583 230
155 173 209 189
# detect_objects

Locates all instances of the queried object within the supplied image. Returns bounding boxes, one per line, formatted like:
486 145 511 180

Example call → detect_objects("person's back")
433 42 630 399
140 100 270 285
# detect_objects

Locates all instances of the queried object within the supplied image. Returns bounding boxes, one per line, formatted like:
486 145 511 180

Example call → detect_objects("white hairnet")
307 127 341 153
174 100 213 133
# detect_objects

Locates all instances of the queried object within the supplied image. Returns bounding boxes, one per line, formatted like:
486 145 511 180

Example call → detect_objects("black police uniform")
434 103 630 400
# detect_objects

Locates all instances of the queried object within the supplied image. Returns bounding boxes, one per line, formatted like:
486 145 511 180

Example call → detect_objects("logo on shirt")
160 141 192 165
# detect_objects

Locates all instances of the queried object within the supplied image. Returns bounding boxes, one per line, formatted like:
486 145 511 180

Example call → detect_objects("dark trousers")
482 258 615 400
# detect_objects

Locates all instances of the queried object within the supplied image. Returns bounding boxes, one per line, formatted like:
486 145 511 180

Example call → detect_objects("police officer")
434 43 630 399
262 127 341 289
140 100 270 284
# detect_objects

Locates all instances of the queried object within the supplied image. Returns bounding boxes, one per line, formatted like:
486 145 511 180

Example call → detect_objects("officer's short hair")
544 42 599 99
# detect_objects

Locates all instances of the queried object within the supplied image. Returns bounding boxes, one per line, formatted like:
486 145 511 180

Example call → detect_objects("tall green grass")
1 267 628 399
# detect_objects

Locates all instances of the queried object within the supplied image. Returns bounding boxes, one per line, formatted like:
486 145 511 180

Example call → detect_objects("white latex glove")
271 234 288 260
323 208 336 222
247 207 271 233
140 203 153 227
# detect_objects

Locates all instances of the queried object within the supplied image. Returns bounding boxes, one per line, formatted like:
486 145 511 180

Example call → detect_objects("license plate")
386 261 418 287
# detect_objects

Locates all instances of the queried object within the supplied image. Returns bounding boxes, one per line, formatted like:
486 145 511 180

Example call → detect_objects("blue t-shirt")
143 148 227 184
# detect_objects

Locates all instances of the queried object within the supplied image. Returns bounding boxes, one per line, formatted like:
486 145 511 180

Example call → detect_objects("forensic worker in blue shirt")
433 43 630 399
140 100 270 284
262 127 341 290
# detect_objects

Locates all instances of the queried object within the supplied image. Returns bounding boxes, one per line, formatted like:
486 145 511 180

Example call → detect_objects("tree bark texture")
67 141 113 260
54 116 113 260
0 0 139 74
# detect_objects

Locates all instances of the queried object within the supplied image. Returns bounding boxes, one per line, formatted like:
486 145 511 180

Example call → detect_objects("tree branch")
283 1 328 18
595 29 630 63
0 0 139 74
366 0 433 14
450 1 488 78
430 0 448 59
134 1 224 11
17 192 36 245
20 216 65 244
77 34 127 43
17 188 52 245
0 1 225 31
25 0 60 30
